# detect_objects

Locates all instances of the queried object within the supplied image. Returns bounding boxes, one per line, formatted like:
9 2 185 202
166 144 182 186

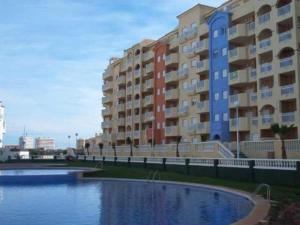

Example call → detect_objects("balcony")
165 107 178 118
249 93 257 106
144 79 153 91
117 103 125 112
165 53 178 67
281 112 295 124
120 63 127 73
102 96 112 104
194 122 210 134
260 88 273 100
165 71 178 83
133 100 140 108
165 126 179 137
194 39 208 55
143 95 153 107
134 69 141 78
134 85 141 94
229 93 249 108
117 132 125 140
179 26 198 43
260 114 274 128
229 69 249 85
133 130 140 139
102 68 112 79
177 68 189 80
101 120 112 129
126 58 133 68
127 72 132 81
248 68 257 81
117 117 125 125
117 89 126 98
133 115 140 123
117 76 126 85
258 38 272 53
259 63 273 77
102 108 112 116
277 3 291 20
143 111 154 122
165 89 179 101
248 45 256 58
279 57 294 73
126 116 132 124
134 55 141 63
126 101 132 109
228 47 248 64
196 60 209 74
258 12 270 26
126 131 132 138
278 30 292 43
145 63 154 74
195 79 209 93
195 101 209 113
280 84 295 99
126 86 132 94
102 82 113 92
178 105 189 116
230 117 250 131
169 37 179 50
228 24 247 41
143 51 154 62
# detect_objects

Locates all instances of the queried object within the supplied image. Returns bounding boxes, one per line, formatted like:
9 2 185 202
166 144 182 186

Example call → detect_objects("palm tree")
176 136 182 157
98 142 103 156
126 137 133 157
271 123 294 159
84 142 90 156
112 143 116 157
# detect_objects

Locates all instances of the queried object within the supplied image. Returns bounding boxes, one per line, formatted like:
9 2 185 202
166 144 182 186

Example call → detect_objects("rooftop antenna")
23 126 26 137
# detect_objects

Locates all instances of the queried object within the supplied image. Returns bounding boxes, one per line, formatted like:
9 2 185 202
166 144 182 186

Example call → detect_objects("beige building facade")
102 0 300 147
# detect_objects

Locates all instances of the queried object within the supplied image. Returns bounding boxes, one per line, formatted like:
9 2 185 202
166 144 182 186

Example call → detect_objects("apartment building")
102 0 300 146
35 137 55 150
19 136 34 150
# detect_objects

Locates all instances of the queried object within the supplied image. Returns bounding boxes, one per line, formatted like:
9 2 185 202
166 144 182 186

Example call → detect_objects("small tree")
112 143 116 157
84 142 90 156
176 136 182 157
126 137 133 157
271 123 294 159
98 142 104 156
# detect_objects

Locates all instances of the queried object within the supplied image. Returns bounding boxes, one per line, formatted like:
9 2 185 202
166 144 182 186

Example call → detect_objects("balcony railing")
260 89 273 99
165 71 178 83
178 68 189 79
282 112 295 123
178 105 188 116
261 114 274 125
280 57 293 68
260 63 272 73
279 30 292 43
278 3 291 17
259 12 270 24
144 95 153 106
281 84 295 97
165 107 178 118
259 38 271 49
134 69 141 78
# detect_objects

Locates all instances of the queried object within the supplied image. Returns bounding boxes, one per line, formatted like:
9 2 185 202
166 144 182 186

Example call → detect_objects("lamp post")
67 135 71 148
75 133 78 148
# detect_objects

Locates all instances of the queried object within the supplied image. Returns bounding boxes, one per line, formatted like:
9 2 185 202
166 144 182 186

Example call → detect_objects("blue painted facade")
207 11 230 141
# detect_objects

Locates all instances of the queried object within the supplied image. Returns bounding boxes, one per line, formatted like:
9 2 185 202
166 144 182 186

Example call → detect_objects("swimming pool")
0 169 253 225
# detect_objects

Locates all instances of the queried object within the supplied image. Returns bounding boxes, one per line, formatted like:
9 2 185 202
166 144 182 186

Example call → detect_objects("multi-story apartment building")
19 136 34 150
102 0 300 146
0 102 5 148
35 137 55 150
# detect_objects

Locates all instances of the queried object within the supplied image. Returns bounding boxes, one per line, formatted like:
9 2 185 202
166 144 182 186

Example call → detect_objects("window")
191 40 197 48
163 70 165 77
157 88 160 95
182 63 188 69
157 72 160 79
223 113 228 121
222 47 227 56
213 49 219 58
213 29 218 38
214 71 219 80
157 105 160 112
157 56 161 62
223 91 228 99
157 122 160 129
183 81 189 90
162 122 165 128
182 27 188 33
182 100 188 107
214 114 220 122
162 54 165 60
191 22 197 28
220 27 226 35
215 93 219 101
191 78 197 86
182 119 188 127
222 69 227 77
191 59 198 68
191 117 197 125
162 87 165 93
182 45 190 53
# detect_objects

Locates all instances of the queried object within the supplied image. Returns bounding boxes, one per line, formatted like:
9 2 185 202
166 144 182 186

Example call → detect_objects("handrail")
252 183 271 200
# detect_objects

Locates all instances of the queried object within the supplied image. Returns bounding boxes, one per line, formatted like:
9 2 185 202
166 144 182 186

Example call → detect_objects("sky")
0 0 226 148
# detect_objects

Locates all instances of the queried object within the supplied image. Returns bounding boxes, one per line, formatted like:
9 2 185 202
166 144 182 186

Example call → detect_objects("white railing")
254 159 297 170
189 158 215 166
217 141 235 158
166 157 186 165
219 159 249 168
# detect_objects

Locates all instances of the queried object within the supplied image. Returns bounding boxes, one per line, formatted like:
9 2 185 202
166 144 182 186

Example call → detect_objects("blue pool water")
0 169 82 176
0 170 253 225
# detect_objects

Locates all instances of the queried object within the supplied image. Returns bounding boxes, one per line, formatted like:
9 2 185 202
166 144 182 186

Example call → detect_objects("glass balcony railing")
260 63 272 73
282 112 295 123
260 89 272 99
178 68 189 78
278 4 291 17
280 57 293 68
259 38 271 49
281 84 295 96
259 13 270 24
229 48 238 58
261 114 273 125
279 30 292 42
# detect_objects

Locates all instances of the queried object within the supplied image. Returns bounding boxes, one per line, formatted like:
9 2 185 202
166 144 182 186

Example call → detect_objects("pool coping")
80 177 270 225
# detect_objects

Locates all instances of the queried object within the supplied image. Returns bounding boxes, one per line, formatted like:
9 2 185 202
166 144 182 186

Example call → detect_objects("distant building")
19 136 34 150
84 133 103 155
35 137 55 150
0 102 5 148
76 138 85 150
0 145 29 161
